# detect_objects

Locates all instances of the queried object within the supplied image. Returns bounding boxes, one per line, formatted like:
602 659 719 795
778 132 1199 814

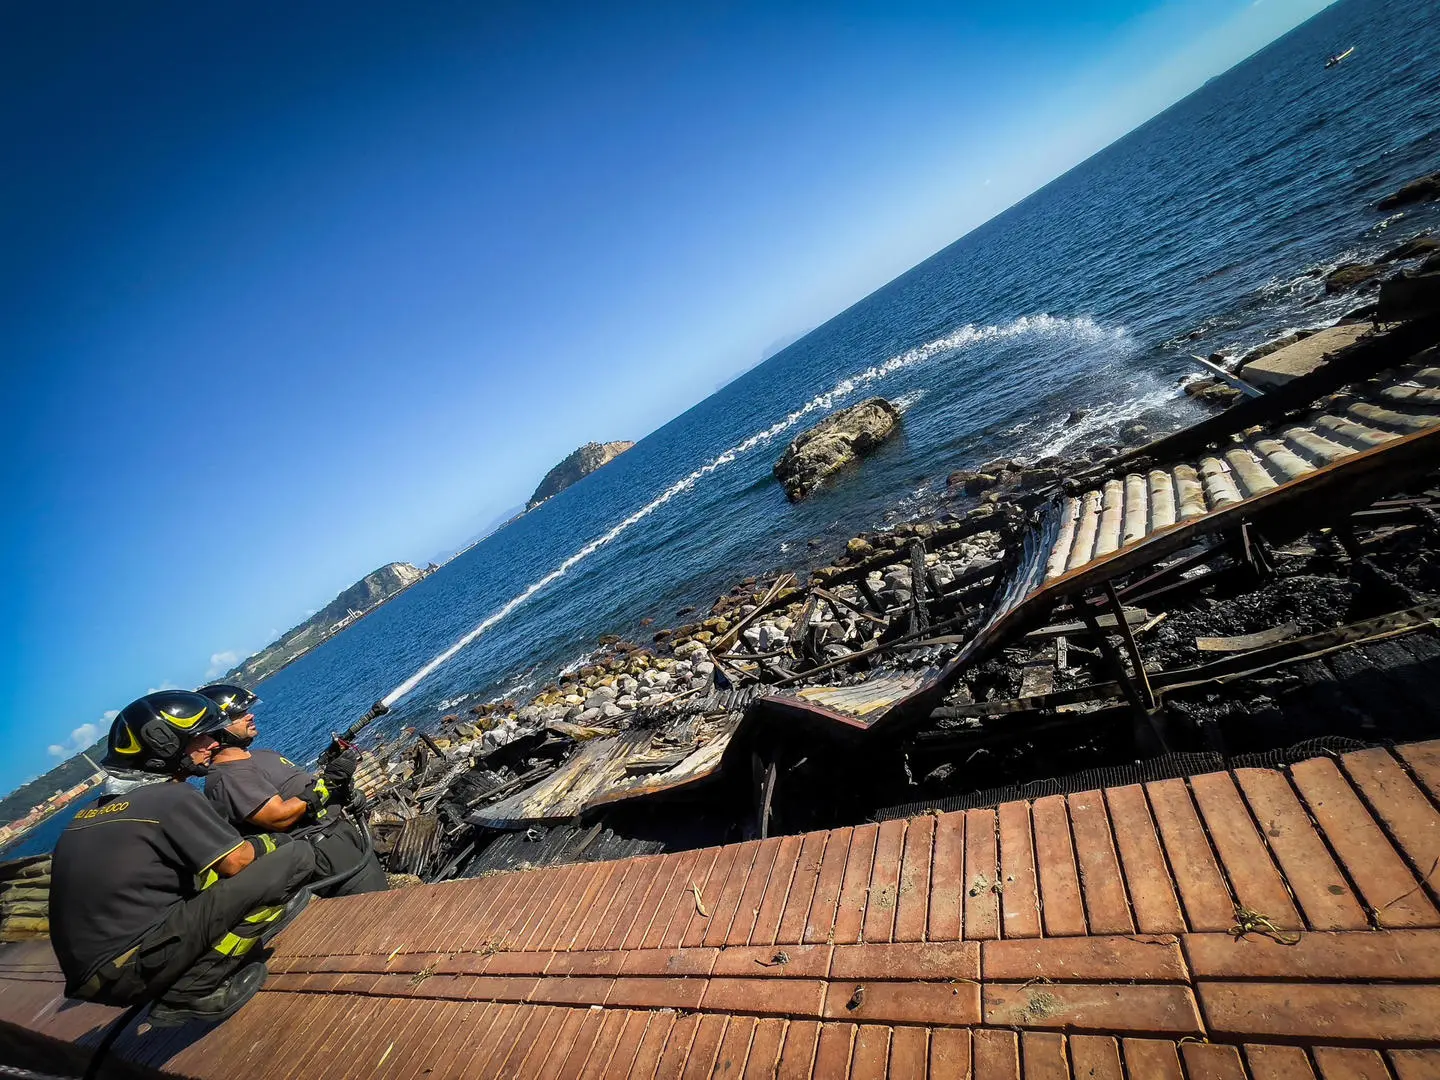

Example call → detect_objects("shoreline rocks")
773 397 901 501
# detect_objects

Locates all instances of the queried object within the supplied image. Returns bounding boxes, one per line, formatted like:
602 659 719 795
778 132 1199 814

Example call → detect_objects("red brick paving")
7 742 1440 1076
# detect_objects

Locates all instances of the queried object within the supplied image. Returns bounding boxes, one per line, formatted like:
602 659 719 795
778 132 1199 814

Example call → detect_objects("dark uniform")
205 750 387 896
50 780 314 1006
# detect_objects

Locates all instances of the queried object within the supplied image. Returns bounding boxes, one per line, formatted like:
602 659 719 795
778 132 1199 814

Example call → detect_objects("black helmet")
196 684 259 720
196 684 260 749
104 690 229 776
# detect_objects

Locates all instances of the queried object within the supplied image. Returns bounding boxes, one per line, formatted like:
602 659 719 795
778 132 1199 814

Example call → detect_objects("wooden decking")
5 740 1440 1077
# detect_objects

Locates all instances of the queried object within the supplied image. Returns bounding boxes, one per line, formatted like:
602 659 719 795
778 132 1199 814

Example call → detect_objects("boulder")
583 685 618 709
1324 263 1386 295
1376 172 1440 211
1064 409 1089 427
1378 233 1438 263
1183 378 1242 407
1119 423 1149 446
1017 467 1061 489
846 537 874 558
773 397 901 501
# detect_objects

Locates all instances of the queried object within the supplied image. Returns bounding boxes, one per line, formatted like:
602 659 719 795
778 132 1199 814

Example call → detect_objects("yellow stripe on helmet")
166 706 210 729
113 723 143 755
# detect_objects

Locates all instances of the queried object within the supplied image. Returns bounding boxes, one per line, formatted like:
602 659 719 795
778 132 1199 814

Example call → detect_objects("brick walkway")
4 741 1440 1077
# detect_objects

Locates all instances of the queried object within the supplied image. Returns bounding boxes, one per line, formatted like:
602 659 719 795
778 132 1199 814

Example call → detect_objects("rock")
1338 303 1379 325
1378 233 1438 263
1187 379 1242 407
693 661 715 677
673 640 708 660
964 472 999 495
1183 376 1216 397
584 686 618 709
526 440 635 510
601 703 624 719
846 537 874 558
640 668 672 688
1324 262 1386 295
978 458 1019 475
1017 467 1061 489
1422 252 1440 276
1065 409 1089 427
1376 172 1440 211
946 469 978 489
772 397 902 501
1119 423 1149 446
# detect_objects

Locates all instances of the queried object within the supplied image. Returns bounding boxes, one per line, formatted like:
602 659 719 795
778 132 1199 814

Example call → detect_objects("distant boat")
1325 47 1355 68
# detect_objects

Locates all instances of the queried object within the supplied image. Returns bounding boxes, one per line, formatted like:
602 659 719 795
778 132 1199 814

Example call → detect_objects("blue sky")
1 0 1334 792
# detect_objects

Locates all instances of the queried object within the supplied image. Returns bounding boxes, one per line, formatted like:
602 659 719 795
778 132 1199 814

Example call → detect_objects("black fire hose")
80 809 375 1080
299 808 376 896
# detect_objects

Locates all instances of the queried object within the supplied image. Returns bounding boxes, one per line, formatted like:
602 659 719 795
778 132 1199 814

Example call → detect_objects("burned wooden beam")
1195 623 1299 652
813 587 889 628
908 540 931 636
1023 608 1148 641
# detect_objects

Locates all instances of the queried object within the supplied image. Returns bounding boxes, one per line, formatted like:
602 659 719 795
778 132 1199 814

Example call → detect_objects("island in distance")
526 440 635 510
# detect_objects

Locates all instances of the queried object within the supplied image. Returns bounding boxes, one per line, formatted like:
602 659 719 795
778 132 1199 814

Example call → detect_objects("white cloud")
146 681 179 694
47 711 117 758
205 651 240 679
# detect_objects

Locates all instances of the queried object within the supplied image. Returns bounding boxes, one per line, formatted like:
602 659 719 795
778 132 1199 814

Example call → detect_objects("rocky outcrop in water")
527 441 635 510
773 398 901 501
1324 262 1387 295
1379 232 1438 263
1376 172 1440 211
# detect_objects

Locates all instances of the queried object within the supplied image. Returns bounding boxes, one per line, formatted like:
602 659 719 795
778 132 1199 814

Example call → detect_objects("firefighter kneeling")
196 684 387 897
50 692 315 1027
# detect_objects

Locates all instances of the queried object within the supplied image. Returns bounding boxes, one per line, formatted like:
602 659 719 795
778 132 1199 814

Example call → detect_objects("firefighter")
197 684 387 897
50 691 315 1026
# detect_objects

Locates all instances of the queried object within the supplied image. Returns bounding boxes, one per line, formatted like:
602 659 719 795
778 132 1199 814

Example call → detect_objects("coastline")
429 243 1430 758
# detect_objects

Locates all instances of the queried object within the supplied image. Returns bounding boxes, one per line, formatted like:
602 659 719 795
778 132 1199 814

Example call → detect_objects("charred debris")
351 295 1440 887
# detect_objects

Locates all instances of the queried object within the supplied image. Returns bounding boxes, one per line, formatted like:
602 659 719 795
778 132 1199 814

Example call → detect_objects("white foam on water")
1019 387 1182 464
891 388 929 412
381 313 1123 707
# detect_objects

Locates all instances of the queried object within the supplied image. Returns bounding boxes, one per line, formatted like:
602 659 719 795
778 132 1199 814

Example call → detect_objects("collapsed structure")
347 278 1440 887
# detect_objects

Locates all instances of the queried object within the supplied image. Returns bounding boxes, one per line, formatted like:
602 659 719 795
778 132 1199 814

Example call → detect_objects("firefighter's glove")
244 832 293 859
